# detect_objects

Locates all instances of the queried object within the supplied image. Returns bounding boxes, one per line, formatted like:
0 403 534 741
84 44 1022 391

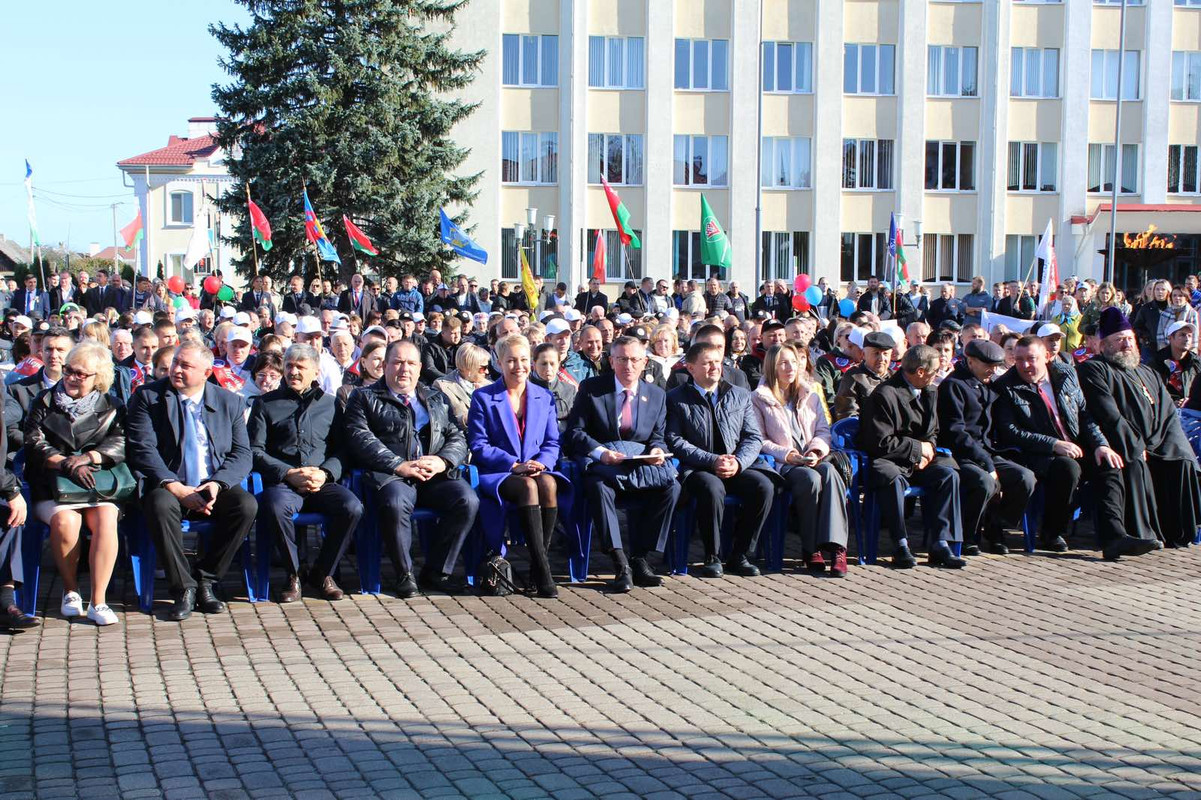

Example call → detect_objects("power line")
35 187 131 200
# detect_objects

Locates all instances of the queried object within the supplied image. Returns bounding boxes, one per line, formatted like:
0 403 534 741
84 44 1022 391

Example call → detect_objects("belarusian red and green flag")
120 210 144 249
247 198 273 252
343 215 378 256
888 212 909 288
600 176 640 249
698 194 730 270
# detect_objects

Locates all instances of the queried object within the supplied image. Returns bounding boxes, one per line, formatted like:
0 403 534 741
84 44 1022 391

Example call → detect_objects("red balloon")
203 275 223 295
791 295 810 313
796 274 812 292
167 275 186 294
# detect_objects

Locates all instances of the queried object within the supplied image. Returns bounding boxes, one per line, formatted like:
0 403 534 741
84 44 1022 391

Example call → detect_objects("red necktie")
619 389 634 438
1038 384 1067 439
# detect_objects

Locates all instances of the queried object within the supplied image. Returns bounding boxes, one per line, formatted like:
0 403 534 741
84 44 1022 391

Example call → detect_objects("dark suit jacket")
337 289 377 319
936 362 997 472
665 381 770 480
991 361 1106 472
564 375 667 460
49 286 79 312
247 385 344 486
281 291 319 315
113 287 133 313
8 370 49 451
10 289 50 319
239 290 277 318
0 385 21 500
574 291 609 314
84 285 118 316
858 370 943 485
125 378 253 492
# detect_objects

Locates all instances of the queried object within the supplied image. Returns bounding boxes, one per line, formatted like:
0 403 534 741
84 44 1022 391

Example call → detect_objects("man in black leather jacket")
344 340 479 597
0 382 32 628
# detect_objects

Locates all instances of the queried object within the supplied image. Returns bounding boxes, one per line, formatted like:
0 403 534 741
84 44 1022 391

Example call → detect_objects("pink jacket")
751 384 832 463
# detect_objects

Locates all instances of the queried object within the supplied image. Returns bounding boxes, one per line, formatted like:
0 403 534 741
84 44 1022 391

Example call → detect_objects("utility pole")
1106 0 1129 285
111 203 121 277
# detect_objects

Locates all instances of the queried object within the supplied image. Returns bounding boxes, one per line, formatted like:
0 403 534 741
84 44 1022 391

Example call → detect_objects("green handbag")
53 462 137 504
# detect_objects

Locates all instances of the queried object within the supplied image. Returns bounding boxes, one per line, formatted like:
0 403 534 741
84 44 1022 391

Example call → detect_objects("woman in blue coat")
467 333 570 597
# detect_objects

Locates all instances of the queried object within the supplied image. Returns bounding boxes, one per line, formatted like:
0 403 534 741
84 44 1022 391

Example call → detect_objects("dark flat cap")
863 331 895 350
627 324 649 342
965 339 1005 365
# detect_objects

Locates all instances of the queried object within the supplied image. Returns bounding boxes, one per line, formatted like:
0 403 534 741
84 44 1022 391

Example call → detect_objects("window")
761 137 812 189
927 46 978 97
501 132 558 185
1095 0 1142 4
1004 235 1037 281
674 39 729 91
588 134 643 186
1178 0 1201 6
1007 142 1058 192
844 44 896 94
588 36 644 89
1091 50 1140 100
672 230 724 280
1087 143 1139 194
169 191 194 225
921 234 974 283
1011 48 1060 98
1172 52 1201 101
501 227 558 280
168 254 186 276
1169 145 1201 194
840 233 886 282
924 141 976 191
761 232 810 281
762 42 813 93
673 135 728 186
502 34 558 87
842 139 895 190
587 228 643 281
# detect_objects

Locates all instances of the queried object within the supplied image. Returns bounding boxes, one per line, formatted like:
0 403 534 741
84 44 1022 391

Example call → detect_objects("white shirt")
317 352 341 394
180 392 212 485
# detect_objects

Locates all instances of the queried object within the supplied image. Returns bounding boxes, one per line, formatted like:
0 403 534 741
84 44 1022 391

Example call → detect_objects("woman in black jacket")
24 342 126 626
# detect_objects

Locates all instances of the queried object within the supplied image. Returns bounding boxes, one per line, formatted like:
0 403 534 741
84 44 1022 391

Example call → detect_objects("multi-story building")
449 0 1201 298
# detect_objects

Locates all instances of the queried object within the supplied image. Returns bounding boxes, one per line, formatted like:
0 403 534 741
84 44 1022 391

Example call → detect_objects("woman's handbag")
53 463 136 504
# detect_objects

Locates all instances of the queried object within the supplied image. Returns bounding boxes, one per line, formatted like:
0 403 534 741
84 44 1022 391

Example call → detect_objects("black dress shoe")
962 544 981 557
1102 535 1160 561
726 554 761 577
928 546 967 569
417 571 464 595
984 536 1009 555
697 555 724 578
1039 535 1070 553
196 582 226 614
891 545 917 569
630 557 664 587
395 573 420 599
608 568 633 593
0 604 38 629
169 588 196 622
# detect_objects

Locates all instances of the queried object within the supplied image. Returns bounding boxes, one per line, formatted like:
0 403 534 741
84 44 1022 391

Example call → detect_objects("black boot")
610 548 633 593
519 506 557 598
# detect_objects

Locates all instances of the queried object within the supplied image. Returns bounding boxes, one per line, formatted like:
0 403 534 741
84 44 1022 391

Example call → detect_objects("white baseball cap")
563 309 582 322
330 318 348 330
134 311 154 325
1036 323 1065 339
175 308 197 322
538 310 554 322
848 326 868 349
1166 320 1196 338
274 312 297 327
363 325 389 339
12 315 32 330
412 311 425 322
616 313 633 325
226 327 253 345
295 316 322 335
218 306 237 320
545 318 571 336
233 312 252 327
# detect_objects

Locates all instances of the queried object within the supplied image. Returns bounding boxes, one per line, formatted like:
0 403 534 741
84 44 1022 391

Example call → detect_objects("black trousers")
959 458 1036 542
682 469 774 559
377 477 479 577
0 504 19 586
1148 457 1201 547
259 482 363 580
874 460 960 546
584 472 679 558
1025 455 1083 539
143 485 258 594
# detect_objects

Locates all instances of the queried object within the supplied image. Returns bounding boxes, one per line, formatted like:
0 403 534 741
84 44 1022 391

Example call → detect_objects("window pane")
960 142 975 190
761 138 773 186
956 234 973 283
589 37 605 87
962 48 977 96
693 40 709 89
1190 53 1201 100
502 132 519 182
797 43 813 92
1184 146 1198 193
1087 144 1102 192
1173 52 1185 100
925 141 940 190
942 142 957 189
796 138 812 188
1026 49 1040 96
522 36 539 85
777 43 793 92
710 136 728 186
1091 50 1106 98
674 39 689 88
1040 143 1057 191
843 140 857 188
878 140 894 190
627 38 645 88
776 138 791 187
1123 51 1140 100
606 134 623 184
503 35 520 85
1007 142 1021 191
944 48 959 96
608 37 624 87
1011 48 1023 96
587 134 603 184
939 235 954 281
860 139 875 188
858 234 873 281
862 45 877 93
626 135 643 185
845 45 858 93
673 135 688 185
841 233 855 282
711 40 729 90
692 136 708 185
1023 143 1038 190
541 36 558 85
762 42 775 91
1121 144 1138 193
1043 50 1058 97
928 47 942 95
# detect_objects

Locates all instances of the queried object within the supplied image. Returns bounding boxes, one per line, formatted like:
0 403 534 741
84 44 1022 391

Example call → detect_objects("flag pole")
245 183 261 278
302 178 323 285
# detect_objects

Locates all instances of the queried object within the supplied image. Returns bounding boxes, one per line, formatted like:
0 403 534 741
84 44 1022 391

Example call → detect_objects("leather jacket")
24 389 126 503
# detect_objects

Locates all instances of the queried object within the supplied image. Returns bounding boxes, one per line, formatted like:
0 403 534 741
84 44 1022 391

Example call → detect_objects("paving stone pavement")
3 539 1201 800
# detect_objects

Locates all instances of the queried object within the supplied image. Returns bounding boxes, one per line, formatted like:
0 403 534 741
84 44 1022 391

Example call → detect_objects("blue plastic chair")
830 417 868 564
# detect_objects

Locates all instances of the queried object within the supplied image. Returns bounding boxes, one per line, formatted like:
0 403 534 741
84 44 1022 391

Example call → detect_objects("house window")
502 34 558 87
673 135 728 187
1007 142 1058 192
672 230 724 280
586 228 643 281
1087 143 1139 194
674 39 729 91
921 234 974 283
761 232 810 281
927 46 978 97
762 42 813 93
501 132 558 185
1178 0 1201 6
588 134 643 186
761 137 813 189
840 233 886 282
1168 145 1201 194
167 254 186 276
588 36 644 89
842 139 895 190
844 44 896 95
1091 49 1140 100
924 141 976 191
1011 48 1060 98
1004 235 1038 281
1095 0 1142 5
500 227 558 280
169 191 194 225
1171 52 1201 101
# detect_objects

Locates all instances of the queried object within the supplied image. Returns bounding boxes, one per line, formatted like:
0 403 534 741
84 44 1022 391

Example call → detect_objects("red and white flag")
1036 219 1058 315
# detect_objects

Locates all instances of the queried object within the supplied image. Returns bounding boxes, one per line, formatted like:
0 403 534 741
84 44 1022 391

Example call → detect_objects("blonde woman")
433 343 491 428
648 323 681 372
751 342 850 577
79 319 111 348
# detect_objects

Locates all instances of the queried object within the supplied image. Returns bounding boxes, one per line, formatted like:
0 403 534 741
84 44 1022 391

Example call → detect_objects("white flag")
183 209 211 271
1035 219 1058 317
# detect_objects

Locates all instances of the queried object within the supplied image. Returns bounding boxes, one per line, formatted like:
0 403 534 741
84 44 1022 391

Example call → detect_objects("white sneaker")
60 591 84 618
87 604 118 626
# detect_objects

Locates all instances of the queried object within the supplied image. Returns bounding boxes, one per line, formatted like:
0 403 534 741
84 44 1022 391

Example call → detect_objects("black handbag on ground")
476 554 517 597
52 463 136 504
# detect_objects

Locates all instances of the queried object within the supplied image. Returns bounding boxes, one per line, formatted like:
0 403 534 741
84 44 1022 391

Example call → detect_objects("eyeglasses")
63 366 96 380
611 356 646 365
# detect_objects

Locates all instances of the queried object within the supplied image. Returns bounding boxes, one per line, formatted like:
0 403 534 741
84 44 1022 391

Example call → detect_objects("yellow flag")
521 248 538 310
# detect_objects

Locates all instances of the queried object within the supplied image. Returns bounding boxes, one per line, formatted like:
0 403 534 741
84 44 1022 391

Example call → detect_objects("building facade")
447 0 1201 297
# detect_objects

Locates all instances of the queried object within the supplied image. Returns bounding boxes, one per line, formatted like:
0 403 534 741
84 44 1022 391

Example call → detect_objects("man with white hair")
329 328 356 380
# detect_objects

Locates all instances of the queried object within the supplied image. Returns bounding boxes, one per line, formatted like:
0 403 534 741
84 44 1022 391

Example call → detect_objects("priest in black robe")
1078 308 1201 549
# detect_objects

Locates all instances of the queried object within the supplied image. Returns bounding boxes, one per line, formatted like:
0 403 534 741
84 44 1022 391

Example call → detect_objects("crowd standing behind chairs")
0 266 1199 629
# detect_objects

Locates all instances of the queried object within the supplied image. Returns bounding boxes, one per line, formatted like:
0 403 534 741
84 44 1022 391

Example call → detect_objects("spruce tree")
210 0 482 282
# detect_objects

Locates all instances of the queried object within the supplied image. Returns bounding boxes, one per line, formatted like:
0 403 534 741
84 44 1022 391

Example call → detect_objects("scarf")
53 385 101 422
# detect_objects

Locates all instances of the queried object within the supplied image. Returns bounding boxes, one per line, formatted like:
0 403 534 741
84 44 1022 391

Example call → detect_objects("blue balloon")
805 286 822 305
838 298 855 317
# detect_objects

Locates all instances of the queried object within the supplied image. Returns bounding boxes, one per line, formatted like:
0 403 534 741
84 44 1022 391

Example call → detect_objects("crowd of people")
0 264 1197 629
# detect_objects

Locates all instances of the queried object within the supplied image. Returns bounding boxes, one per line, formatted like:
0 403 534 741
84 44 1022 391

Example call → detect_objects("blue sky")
0 1 248 253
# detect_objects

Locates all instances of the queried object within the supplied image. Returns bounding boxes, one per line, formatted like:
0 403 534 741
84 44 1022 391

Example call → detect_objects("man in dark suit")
337 272 378 319
665 323 749 391
10 274 50 319
856 275 891 319
566 336 679 591
0 382 32 629
859 345 965 569
82 269 118 316
281 275 317 315
8 326 73 451
239 274 278 318
344 339 478 596
126 341 258 621
666 340 775 578
49 270 77 311
110 274 133 313
249 344 362 602
574 278 609 315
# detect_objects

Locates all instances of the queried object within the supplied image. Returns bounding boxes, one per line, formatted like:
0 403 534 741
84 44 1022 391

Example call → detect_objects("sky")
0 1 249 254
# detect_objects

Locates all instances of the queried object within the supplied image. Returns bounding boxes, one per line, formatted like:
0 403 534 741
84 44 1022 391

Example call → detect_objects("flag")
520 247 538 311
183 207 210 270
247 198 273 252
600 176 640 249
303 189 342 264
24 160 40 248
698 194 730 270
591 229 605 283
1036 219 1058 314
120 210 144 249
888 213 910 288
343 215 378 256
439 208 488 264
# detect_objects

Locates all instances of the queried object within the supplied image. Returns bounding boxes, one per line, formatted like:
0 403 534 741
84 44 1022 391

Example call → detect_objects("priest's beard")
1101 343 1140 370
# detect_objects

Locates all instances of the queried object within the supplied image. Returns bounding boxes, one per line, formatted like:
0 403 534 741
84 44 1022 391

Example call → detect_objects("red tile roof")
117 133 220 168
91 246 136 262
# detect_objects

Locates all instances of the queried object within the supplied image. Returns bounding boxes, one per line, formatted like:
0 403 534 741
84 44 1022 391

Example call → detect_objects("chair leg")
15 523 44 618
255 519 273 601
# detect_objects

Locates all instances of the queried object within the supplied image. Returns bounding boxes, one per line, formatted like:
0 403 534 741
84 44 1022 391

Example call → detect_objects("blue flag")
887 213 898 261
303 189 342 264
440 209 488 265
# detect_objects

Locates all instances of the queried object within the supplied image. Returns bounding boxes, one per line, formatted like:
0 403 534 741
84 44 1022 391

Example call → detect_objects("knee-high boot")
519 505 557 598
